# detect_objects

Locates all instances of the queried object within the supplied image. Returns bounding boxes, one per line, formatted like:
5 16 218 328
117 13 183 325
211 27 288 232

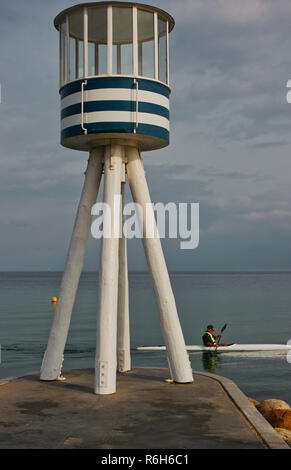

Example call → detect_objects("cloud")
164 0 291 148
0 0 291 270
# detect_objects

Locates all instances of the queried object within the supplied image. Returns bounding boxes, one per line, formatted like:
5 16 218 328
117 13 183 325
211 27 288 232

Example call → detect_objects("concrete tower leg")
117 168 131 373
94 144 123 395
126 146 193 384
40 146 104 381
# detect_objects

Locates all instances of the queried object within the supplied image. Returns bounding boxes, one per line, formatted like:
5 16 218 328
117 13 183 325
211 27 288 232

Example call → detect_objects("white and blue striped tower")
40 1 193 394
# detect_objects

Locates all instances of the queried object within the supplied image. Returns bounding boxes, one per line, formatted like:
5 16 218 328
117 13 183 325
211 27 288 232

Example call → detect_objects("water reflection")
202 351 222 372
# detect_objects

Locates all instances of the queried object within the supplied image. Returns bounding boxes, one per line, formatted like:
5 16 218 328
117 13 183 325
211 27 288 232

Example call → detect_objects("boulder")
274 428 291 447
263 410 291 431
257 399 291 416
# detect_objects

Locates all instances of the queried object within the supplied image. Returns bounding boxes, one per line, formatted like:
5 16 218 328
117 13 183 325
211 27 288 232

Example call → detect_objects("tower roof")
54 2 175 32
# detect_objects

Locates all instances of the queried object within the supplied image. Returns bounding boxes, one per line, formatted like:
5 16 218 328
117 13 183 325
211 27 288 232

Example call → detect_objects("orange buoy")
51 297 57 303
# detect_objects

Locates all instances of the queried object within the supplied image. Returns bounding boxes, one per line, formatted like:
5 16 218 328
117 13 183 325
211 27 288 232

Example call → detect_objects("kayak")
136 344 291 353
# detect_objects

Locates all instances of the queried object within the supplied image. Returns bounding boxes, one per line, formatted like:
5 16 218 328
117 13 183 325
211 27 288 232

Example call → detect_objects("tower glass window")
60 21 68 86
137 9 155 79
88 6 107 76
57 3 173 87
112 6 133 75
68 10 84 82
158 17 167 83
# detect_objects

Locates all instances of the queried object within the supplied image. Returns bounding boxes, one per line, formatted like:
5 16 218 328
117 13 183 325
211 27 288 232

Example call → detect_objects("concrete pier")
0 368 288 449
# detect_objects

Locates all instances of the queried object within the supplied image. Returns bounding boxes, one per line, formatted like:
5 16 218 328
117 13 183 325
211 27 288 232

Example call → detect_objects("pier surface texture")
0 368 288 449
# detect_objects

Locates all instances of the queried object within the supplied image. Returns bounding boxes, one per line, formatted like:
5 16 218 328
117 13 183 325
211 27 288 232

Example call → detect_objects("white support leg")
94 144 123 394
117 168 131 373
40 146 104 381
126 146 193 384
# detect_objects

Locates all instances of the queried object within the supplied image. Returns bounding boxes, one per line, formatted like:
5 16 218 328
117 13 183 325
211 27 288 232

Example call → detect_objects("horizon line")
1 269 291 274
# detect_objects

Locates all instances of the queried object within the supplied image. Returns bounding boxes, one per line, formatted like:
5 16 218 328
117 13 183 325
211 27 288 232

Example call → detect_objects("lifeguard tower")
40 1 193 394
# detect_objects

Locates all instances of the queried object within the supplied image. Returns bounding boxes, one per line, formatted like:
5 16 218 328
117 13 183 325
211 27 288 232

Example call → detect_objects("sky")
1 0 291 271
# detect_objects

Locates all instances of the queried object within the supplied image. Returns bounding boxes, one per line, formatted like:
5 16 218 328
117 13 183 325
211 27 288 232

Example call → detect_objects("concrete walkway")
0 368 289 449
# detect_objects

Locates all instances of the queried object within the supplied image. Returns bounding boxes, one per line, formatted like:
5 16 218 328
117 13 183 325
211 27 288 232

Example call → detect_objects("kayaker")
202 325 222 348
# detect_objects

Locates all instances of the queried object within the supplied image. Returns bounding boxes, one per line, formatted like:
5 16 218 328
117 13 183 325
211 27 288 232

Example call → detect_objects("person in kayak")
202 325 223 348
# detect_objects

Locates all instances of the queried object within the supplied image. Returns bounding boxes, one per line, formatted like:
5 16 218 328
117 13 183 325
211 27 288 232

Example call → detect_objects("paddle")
217 323 227 345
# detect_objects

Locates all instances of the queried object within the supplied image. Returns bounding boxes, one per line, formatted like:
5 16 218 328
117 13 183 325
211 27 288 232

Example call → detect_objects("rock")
248 397 260 408
274 428 291 447
263 410 291 431
257 399 291 416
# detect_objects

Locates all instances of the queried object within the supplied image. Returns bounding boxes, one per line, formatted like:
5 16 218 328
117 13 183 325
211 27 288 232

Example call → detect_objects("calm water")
1 271 291 403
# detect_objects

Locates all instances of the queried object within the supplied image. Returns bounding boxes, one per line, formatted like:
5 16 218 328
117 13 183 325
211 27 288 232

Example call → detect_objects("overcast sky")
1 0 291 271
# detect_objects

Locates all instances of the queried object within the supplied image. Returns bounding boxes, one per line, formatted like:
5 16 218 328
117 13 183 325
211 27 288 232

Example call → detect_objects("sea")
1 271 291 404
